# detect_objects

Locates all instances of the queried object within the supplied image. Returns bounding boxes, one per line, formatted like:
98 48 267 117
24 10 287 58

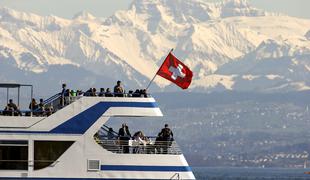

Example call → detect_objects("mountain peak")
0 6 17 16
0 6 40 20
73 11 96 20
252 39 298 60
222 0 250 7
116 0 265 26
220 0 265 18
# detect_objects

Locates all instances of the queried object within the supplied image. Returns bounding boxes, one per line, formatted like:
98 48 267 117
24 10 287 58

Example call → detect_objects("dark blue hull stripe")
0 102 158 135
100 165 191 172
0 178 190 180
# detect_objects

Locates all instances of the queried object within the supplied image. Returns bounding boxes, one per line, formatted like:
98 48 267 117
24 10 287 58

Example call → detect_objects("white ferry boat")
0 83 195 180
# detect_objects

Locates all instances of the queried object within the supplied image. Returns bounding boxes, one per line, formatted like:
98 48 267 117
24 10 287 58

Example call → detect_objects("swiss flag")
157 52 193 89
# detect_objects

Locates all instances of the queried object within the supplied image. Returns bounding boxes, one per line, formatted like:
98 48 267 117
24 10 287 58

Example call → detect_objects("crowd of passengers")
61 81 149 98
0 80 149 116
1 98 54 116
2 99 22 116
96 124 174 154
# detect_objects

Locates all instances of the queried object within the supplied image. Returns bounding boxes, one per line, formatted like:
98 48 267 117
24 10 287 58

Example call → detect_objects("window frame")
33 140 74 171
0 140 29 171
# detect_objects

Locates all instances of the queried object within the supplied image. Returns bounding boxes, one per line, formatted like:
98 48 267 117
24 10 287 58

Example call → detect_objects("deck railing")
95 139 182 155
0 92 152 117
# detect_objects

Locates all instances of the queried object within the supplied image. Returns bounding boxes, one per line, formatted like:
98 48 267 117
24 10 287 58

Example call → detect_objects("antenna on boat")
145 48 174 91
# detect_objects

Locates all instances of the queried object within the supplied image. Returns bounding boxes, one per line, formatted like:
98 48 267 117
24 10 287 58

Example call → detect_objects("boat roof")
0 83 32 88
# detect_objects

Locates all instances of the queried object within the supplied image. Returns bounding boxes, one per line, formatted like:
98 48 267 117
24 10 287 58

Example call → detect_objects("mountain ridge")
0 0 309 93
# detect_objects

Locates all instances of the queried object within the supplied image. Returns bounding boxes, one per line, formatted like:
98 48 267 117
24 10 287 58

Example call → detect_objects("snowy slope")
216 38 310 92
0 7 149 90
0 0 310 93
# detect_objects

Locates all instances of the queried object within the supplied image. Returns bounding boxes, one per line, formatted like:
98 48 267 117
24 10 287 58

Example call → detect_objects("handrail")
43 93 61 105
83 91 151 98
95 139 182 155
31 93 61 114
101 125 119 136
0 160 28 162
0 143 28 146
0 93 153 117
33 94 80 114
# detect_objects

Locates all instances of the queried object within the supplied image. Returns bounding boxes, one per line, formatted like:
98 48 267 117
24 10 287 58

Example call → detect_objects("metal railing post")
17 87 20 107
6 88 9 105
30 86 33 117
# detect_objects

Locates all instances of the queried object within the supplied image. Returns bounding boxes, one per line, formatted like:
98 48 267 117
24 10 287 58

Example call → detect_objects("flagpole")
145 48 174 90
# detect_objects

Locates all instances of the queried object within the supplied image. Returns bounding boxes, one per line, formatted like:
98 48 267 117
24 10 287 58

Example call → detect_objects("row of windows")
0 141 74 170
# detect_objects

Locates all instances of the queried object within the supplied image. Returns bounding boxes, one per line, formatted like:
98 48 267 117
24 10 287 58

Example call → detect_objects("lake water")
192 167 310 180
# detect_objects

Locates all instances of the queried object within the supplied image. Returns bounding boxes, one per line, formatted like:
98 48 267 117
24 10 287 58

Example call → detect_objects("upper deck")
0 93 163 134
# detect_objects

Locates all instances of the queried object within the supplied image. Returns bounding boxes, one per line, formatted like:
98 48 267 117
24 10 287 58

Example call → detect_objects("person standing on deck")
114 80 124 97
61 83 66 107
29 98 38 115
159 124 174 154
118 123 131 153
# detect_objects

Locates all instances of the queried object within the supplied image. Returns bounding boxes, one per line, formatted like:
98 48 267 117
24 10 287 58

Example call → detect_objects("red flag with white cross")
156 52 193 89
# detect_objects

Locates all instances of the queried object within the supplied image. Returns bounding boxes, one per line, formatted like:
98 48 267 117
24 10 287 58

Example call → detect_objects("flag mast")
145 48 174 90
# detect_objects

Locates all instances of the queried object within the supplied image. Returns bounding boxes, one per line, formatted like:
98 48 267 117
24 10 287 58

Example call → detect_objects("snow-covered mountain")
0 0 310 93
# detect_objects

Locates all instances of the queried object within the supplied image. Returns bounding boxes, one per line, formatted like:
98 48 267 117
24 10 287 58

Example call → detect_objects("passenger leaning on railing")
98 88 105 97
141 89 148 98
105 88 113 97
37 99 45 116
91 88 97 96
118 123 131 153
132 89 140 97
77 90 83 96
132 131 146 153
84 88 98 97
44 103 54 116
29 98 38 115
158 124 174 154
29 98 54 117
84 88 92 96
127 90 133 97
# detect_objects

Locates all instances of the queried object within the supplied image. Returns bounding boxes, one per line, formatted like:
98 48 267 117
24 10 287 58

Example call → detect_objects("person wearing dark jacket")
29 98 40 116
159 124 174 154
98 88 105 97
118 123 131 153
60 83 67 107
105 88 113 97
29 98 38 111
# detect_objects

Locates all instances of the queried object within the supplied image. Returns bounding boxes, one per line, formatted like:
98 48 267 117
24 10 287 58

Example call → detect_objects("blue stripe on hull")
0 102 158 135
0 165 193 179
0 179 150 180
0 178 194 180
101 165 191 172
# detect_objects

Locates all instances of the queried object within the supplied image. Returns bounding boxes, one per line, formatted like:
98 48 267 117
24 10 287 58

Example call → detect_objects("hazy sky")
0 0 309 19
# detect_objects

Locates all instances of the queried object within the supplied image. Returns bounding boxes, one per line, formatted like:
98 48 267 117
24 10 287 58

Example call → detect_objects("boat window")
34 141 74 170
0 140 28 170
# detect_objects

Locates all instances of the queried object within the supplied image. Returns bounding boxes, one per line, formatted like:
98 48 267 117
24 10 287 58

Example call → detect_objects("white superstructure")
0 91 195 180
